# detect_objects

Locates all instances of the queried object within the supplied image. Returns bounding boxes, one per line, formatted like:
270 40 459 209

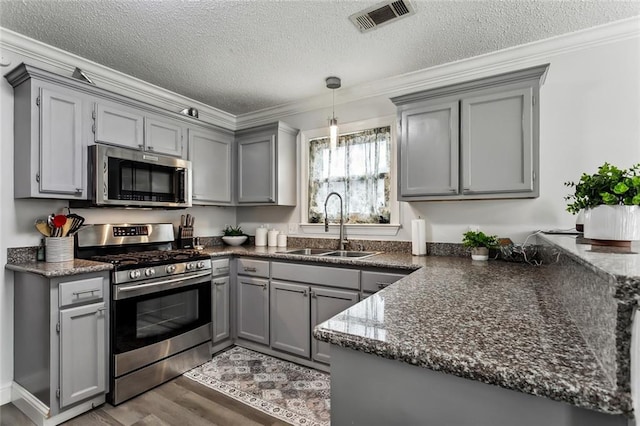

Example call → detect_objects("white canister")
255 226 268 246
277 233 287 247
45 237 74 262
267 229 280 247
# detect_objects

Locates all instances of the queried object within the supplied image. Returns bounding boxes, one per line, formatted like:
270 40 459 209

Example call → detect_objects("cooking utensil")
35 220 50 237
51 214 67 237
61 220 73 237
66 213 85 235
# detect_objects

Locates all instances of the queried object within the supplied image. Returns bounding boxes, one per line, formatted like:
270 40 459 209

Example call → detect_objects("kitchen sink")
278 248 378 259
321 250 377 258
280 248 334 256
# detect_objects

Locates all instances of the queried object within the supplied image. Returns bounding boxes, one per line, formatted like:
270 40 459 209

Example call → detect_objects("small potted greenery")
221 225 247 246
462 230 499 261
565 163 640 244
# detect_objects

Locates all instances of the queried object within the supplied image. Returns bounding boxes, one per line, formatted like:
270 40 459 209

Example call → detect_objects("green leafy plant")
462 231 499 249
564 163 640 214
222 225 245 236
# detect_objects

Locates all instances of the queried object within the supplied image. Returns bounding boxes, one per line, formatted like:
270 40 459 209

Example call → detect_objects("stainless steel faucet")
324 191 348 250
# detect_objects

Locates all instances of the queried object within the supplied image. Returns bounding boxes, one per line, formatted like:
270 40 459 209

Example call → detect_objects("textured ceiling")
1 1 639 115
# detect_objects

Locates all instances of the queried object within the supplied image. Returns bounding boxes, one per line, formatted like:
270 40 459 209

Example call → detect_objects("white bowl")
222 236 247 246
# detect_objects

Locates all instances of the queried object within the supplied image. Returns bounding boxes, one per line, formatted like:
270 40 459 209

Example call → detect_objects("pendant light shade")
326 76 341 149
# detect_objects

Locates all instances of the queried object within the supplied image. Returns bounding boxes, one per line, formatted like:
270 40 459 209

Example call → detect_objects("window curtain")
308 126 391 224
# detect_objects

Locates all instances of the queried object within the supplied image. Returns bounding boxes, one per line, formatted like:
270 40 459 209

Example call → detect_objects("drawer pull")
215 266 230 273
72 289 100 297
244 267 257 272
376 282 391 289
213 281 226 286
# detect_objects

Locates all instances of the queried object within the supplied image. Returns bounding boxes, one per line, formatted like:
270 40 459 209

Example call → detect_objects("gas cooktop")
91 249 210 269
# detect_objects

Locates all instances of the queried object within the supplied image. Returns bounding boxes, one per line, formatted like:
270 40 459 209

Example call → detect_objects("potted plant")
565 163 640 245
462 230 499 261
222 225 248 246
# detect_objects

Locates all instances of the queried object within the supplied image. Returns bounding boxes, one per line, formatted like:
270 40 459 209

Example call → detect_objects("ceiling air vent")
349 0 415 33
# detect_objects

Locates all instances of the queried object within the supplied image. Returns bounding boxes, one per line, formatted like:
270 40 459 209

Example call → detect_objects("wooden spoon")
35 220 50 237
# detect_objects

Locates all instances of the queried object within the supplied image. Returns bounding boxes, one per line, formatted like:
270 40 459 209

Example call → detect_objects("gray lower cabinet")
236 275 270 345
6 64 89 199
392 64 548 201
212 275 230 342
59 301 106 408
311 287 359 364
270 281 311 357
188 126 233 205
12 270 109 425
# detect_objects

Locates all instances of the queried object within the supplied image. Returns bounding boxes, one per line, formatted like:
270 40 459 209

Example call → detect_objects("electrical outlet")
288 223 298 234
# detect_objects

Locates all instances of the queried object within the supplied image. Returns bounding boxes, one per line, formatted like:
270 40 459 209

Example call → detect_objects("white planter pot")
471 247 489 261
584 205 640 242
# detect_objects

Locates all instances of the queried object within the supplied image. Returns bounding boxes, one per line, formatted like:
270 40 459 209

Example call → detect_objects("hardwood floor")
1 376 290 426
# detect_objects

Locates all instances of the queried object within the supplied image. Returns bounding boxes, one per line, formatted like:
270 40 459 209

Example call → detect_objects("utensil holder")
45 237 74 263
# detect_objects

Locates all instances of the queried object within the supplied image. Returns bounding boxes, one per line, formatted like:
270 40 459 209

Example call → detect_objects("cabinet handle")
376 282 391 289
262 283 267 290
302 290 308 297
213 280 226 286
215 266 230 272
75 188 83 194
310 291 316 298
147 146 154 152
73 289 99 297
96 307 106 315
244 267 257 272
138 144 144 150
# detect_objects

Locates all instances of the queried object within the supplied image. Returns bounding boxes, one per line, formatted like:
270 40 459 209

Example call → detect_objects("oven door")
111 271 211 376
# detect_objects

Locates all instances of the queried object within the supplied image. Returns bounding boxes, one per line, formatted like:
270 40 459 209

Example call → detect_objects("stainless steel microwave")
82 144 192 208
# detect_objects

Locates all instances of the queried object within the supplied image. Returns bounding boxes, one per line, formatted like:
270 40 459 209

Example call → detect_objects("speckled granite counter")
314 236 640 417
5 259 113 277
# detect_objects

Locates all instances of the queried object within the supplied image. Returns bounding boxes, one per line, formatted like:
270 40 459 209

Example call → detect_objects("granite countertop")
5 259 113 277
314 237 640 417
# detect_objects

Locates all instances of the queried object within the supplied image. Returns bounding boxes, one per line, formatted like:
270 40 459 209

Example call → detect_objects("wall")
238 24 640 244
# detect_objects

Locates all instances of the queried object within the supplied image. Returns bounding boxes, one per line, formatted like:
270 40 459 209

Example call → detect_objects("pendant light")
326 76 341 149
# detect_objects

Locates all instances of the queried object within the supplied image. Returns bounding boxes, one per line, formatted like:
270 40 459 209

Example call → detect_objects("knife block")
177 225 194 249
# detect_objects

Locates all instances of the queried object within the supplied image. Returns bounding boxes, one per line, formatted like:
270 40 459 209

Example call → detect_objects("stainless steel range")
76 223 212 405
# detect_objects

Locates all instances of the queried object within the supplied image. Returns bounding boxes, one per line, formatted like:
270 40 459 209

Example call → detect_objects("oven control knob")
145 268 155 277
186 263 195 271
166 264 177 274
129 270 141 279
196 261 206 269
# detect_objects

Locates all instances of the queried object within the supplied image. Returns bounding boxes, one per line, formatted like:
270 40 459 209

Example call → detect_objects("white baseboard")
0 381 12 405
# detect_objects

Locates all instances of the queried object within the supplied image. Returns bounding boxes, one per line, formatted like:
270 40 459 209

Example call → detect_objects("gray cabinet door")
461 87 533 194
94 102 144 150
59 301 106 408
270 281 310 358
311 287 358 364
236 276 269 344
188 127 233 204
39 87 85 196
145 116 183 157
212 276 230 343
399 101 459 197
237 133 275 203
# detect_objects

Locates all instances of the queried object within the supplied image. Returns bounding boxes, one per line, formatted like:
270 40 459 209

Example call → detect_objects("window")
308 126 391 224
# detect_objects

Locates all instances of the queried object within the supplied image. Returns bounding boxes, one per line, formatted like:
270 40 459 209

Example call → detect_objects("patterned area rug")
184 346 331 426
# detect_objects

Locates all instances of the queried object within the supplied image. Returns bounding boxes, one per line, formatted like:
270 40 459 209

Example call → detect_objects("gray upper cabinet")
6 64 89 199
392 64 548 201
145 115 184 157
236 121 298 205
94 102 184 157
188 126 233 205
400 101 459 196
461 87 533 195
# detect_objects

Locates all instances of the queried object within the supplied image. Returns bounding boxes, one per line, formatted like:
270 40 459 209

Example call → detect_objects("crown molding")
0 27 236 130
2 16 638 132
236 16 640 129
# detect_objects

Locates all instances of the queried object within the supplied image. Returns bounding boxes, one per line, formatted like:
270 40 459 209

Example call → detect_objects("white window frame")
299 116 401 237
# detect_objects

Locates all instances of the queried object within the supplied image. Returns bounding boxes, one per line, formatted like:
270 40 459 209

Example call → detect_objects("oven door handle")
114 271 212 300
